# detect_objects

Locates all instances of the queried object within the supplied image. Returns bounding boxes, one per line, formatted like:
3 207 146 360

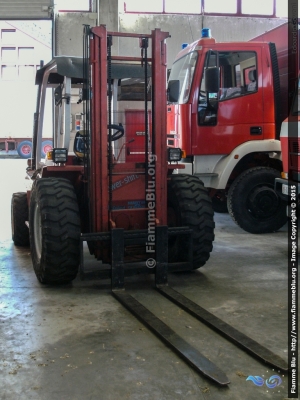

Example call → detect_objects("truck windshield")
168 51 198 104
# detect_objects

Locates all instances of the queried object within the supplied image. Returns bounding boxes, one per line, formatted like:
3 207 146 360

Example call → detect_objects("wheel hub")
248 186 279 218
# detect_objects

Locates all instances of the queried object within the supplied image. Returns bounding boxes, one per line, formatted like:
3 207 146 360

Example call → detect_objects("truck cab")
167 27 288 234
168 36 276 157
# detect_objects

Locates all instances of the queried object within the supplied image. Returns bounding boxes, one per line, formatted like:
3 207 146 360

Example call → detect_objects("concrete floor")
0 159 291 400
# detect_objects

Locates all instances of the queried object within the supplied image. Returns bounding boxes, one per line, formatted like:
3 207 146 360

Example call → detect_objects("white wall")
55 3 287 67
119 13 288 67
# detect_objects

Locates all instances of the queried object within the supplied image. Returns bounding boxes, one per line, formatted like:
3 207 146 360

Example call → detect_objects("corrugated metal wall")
0 0 53 19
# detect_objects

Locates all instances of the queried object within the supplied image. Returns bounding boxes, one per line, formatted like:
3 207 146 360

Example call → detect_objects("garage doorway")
0 20 52 158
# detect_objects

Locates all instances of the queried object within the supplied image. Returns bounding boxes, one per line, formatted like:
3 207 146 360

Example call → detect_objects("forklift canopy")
35 56 152 85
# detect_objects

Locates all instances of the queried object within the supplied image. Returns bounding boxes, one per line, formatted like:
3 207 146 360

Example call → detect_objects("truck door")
193 48 264 155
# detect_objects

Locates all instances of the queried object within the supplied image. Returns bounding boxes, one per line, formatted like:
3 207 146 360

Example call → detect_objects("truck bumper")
275 177 300 217
274 178 300 201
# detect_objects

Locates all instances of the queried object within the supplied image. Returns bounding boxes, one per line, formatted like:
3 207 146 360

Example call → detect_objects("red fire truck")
167 22 298 233
274 26 300 211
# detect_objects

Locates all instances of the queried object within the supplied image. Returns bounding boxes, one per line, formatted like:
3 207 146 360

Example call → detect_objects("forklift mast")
85 26 170 234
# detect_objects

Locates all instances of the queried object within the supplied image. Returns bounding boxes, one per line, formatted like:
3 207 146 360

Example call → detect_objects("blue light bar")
181 43 188 49
201 28 211 38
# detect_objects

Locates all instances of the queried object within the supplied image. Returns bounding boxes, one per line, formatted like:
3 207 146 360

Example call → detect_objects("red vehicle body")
273 23 300 209
167 22 297 233
274 112 300 209
11 25 215 285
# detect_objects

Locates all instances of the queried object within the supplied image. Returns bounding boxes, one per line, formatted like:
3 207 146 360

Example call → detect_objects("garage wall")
54 12 97 56
119 13 288 67
54 1 287 63
0 0 53 19
55 0 118 56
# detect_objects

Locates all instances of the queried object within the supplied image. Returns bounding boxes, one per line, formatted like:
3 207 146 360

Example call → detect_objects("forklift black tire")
227 167 287 234
29 178 81 284
11 192 30 246
167 174 215 269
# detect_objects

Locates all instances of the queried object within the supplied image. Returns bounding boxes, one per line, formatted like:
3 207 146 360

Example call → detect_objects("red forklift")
11 25 287 385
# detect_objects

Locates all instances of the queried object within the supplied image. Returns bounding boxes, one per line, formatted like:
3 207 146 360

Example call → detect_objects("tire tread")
29 178 81 284
168 174 215 269
227 166 286 233
11 192 29 246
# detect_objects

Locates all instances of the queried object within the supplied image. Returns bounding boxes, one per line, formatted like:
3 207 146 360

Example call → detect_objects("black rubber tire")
227 167 287 233
11 192 30 246
212 191 228 213
29 178 81 284
167 174 215 269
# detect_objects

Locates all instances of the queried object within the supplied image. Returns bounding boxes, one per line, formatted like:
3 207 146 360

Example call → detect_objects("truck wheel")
41 140 53 158
227 167 287 233
17 140 32 159
29 178 81 284
11 192 29 246
167 174 215 269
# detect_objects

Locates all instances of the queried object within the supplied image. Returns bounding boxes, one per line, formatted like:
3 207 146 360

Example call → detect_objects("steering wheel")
108 124 124 141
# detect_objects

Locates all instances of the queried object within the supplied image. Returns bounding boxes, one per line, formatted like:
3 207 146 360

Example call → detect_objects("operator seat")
247 70 257 92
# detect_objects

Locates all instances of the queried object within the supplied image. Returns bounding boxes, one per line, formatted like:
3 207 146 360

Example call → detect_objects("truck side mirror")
204 67 220 93
167 80 180 103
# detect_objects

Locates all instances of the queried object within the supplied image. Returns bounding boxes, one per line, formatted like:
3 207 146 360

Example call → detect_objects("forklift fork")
80 226 288 386
110 226 231 386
